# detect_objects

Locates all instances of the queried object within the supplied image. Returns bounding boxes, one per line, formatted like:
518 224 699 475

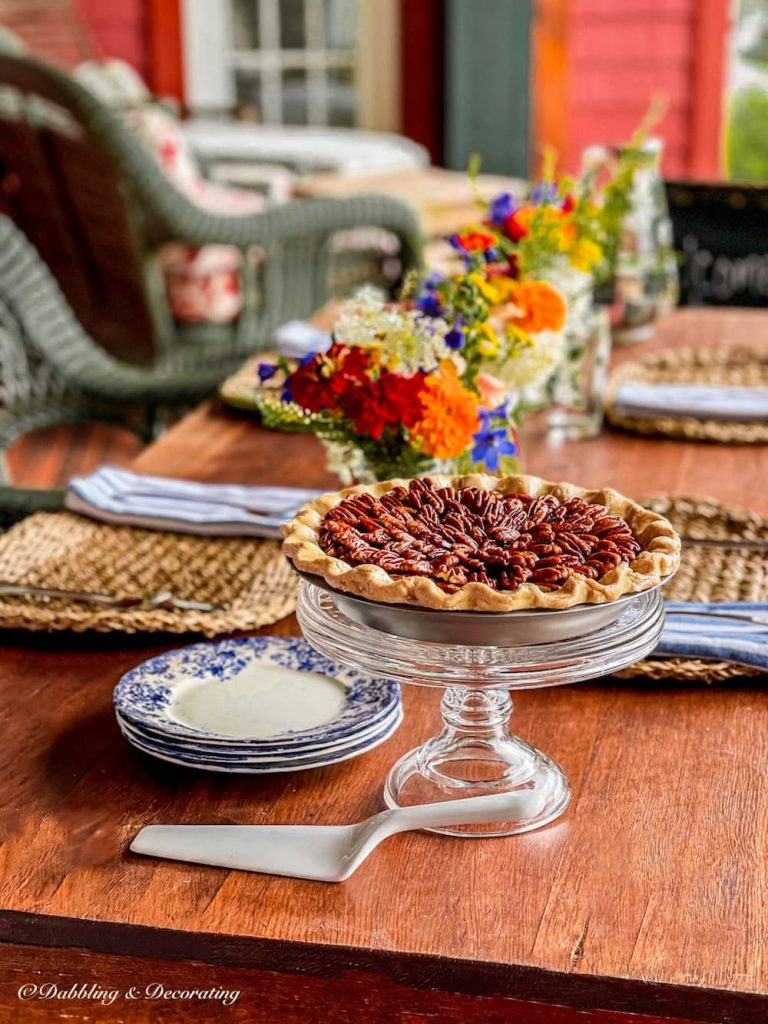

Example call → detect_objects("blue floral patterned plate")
114 636 400 745
117 708 403 773
116 702 401 756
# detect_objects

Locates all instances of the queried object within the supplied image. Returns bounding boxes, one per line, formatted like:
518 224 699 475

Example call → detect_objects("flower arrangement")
253 285 566 482
248 115 666 481
412 121 665 435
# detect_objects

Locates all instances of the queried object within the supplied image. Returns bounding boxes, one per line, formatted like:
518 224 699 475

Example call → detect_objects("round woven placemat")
614 494 766 684
605 345 768 443
0 512 298 635
220 354 273 412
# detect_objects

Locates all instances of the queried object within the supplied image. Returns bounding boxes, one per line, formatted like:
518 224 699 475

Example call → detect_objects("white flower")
488 329 566 393
333 287 450 375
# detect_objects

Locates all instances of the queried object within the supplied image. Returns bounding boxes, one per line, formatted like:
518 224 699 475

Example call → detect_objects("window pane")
282 69 308 124
234 71 263 122
324 0 356 50
232 0 259 48
281 0 306 48
326 65 356 126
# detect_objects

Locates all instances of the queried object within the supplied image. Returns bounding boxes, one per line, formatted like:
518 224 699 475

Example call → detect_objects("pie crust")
282 474 681 612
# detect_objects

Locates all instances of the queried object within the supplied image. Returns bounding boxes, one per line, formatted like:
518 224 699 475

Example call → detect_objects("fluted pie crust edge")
281 474 681 612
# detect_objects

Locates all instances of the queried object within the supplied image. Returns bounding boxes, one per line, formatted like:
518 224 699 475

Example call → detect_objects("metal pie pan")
296 570 670 647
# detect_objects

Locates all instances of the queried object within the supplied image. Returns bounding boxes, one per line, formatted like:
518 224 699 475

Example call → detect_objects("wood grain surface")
0 309 766 1024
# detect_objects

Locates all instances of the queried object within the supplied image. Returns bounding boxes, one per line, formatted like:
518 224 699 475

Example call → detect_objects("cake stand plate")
297 584 665 837
297 569 668 646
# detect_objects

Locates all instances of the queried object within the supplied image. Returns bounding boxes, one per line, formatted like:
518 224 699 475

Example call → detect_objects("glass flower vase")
321 439 458 486
583 139 679 346
547 304 612 441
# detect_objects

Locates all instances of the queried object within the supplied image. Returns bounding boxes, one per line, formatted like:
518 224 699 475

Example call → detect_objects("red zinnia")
340 370 426 440
454 229 497 253
503 211 529 243
288 343 372 413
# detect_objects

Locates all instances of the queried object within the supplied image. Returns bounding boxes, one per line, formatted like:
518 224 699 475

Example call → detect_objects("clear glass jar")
547 302 612 441
606 138 679 344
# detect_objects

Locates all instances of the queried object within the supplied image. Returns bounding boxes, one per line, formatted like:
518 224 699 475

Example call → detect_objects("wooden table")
0 309 766 1024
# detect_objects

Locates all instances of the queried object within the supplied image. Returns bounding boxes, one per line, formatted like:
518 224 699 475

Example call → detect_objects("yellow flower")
411 361 480 459
476 322 500 357
569 238 603 272
504 323 535 349
468 272 502 305
486 275 518 304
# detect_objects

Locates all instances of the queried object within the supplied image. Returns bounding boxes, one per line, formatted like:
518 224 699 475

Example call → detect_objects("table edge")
0 910 764 1021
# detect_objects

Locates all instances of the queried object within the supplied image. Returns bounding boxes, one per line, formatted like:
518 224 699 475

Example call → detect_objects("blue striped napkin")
614 383 768 423
655 602 768 671
65 466 322 539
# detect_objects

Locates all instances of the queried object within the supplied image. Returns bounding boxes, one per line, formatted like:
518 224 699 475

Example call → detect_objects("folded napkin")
613 383 768 423
274 320 331 359
66 466 322 539
655 602 768 671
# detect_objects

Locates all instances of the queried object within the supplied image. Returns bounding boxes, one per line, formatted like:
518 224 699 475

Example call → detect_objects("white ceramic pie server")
130 789 546 882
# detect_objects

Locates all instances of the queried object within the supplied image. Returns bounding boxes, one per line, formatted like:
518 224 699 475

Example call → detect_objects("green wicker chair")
0 48 422 511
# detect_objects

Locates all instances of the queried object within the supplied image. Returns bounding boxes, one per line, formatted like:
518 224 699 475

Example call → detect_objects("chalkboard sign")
665 180 768 307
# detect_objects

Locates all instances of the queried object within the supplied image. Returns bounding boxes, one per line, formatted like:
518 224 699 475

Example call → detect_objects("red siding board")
74 0 148 77
562 0 707 175
571 0 693 15
570 22 693 63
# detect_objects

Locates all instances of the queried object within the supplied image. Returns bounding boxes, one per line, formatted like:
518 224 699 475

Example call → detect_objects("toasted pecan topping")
319 478 641 593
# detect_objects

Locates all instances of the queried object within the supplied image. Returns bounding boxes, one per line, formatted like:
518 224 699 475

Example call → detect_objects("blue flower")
471 426 518 471
257 362 279 382
531 181 558 205
491 399 510 420
445 316 465 350
416 291 443 317
488 192 517 224
299 352 317 367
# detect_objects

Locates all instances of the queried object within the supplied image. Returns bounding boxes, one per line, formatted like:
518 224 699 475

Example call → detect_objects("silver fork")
0 583 223 612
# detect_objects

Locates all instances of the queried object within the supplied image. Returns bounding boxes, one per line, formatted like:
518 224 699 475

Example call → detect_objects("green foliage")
726 84 768 182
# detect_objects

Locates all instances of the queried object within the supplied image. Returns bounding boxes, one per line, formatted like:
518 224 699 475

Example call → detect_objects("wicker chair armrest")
148 192 424 258
0 217 239 402
80 94 423 260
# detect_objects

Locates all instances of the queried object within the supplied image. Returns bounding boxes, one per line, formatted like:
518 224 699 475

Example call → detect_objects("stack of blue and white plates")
114 637 402 773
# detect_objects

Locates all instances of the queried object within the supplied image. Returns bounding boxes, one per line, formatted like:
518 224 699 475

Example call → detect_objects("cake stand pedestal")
297 584 665 836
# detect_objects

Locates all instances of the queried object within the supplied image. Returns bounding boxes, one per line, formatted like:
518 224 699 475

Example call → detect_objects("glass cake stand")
297 582 665 837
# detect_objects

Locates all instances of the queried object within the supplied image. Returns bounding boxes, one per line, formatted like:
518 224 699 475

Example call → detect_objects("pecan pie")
282 474 681 611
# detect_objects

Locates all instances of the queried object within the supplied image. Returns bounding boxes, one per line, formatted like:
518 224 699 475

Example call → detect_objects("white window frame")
181 0 359 126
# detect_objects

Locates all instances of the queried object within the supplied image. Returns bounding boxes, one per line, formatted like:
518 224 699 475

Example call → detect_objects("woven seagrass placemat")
0 512 298 635
605 345 768 443
220 354 272 412
615 495 767 684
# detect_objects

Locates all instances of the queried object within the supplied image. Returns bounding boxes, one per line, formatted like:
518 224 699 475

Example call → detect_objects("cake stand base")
383 687 570 836
297 582 666 839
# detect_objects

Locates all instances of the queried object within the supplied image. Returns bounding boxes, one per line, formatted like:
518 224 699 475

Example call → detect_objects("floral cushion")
124 105 265 325
75 60 266 325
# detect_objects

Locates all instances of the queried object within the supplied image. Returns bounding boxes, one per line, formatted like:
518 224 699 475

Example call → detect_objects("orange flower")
509 280 566 334
411 361 480 459
452 228 498 254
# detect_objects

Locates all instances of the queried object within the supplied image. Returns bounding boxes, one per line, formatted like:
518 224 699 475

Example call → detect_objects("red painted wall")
562 0 707 177
75 0 148 77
